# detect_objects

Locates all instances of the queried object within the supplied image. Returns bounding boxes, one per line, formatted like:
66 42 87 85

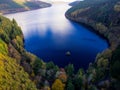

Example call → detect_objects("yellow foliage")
13 0 30 9
16 35 23 46
43 86 51 90
97 58 109 68
96 23 107 33
52 79 65 90
114 3 120 12
13 0 26 5
71 7 90 17
0 53 37 90
0 29 4 34
0 15 37 89
0 39 8 55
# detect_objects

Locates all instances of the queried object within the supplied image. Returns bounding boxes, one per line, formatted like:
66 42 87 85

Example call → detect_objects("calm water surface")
6 3 108 70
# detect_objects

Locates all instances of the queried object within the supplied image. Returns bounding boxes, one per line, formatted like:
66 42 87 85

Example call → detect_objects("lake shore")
6 4 108 70
65 14 119 50
0 4 51 15
65 14 110 46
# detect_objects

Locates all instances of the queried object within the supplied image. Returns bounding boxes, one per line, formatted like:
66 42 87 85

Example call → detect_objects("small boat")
65 51 71 56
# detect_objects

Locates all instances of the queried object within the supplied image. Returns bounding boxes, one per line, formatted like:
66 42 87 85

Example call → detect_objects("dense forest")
0 0 51 14
0 15 37 89
0 0 120 90
65 0 120 89
66 0 120 50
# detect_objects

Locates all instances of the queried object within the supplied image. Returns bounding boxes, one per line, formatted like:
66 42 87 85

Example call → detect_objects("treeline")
0 16 120 90
0 15 37 89
0 0 51 14
65 0 120 90
0 0 120 89
66 0 120 49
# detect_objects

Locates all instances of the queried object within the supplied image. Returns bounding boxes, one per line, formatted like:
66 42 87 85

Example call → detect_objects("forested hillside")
0 0 51 14
66 0 120 50
0 15 37 89
1 15 119 90
0 15 65 90
65 0 120 90
0 0 120 89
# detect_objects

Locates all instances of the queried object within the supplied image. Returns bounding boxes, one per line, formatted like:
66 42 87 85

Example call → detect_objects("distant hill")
69 1 80 6
0 0 51 14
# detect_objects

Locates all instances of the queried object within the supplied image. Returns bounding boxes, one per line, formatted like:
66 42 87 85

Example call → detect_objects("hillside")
65 0 120 90
0 0 51 14
0 0 120 89
66 0 120 50
0 15 37 89
69 1 80 6
0 15 63 90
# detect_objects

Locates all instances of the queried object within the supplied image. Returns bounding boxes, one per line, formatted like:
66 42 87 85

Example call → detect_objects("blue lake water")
5 3 108 70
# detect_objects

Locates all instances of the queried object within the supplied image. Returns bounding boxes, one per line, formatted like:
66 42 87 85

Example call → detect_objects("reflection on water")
6 4 73 38
5 3 108 70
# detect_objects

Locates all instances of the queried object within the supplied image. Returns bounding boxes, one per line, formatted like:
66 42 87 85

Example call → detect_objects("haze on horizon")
40 0 81 2
50 0 77 2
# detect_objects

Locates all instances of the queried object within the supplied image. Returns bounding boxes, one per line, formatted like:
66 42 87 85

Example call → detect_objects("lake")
5 3 108 70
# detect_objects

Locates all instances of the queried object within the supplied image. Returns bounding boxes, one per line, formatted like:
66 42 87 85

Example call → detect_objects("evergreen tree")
65 64 74 76
66 79 74 90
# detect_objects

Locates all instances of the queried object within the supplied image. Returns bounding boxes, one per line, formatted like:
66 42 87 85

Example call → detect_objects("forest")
0 0 120 90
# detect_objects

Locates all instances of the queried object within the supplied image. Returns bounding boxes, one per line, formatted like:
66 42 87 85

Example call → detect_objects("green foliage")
0 38 8 55
0 0 120 89
67 0 110 14
33 58 43 75
0 15 24 53
94 68 105 81
68 0 119 26
65 64 74 76
110 46 120 80
0 54 37 90
77 68 84 78
110 60 120 79
0 15 37 89
109 46 120 90
0 16 12 43
24 52 37 65
88 85 97 90
66 79 75 90
46 61 59 72
12 18 18 25
46 61 59 80
73 76 83 90
0 29 10 43
73 69 84 90
66 0 120 48
66 1 120 89
46 61 55 69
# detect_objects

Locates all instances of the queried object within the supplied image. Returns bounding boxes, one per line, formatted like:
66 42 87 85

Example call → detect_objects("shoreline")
65 14 112 49
1 4 52 15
